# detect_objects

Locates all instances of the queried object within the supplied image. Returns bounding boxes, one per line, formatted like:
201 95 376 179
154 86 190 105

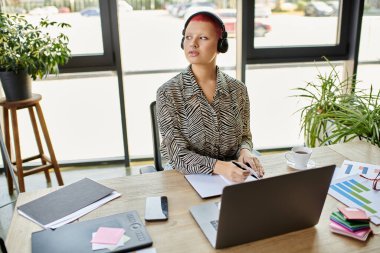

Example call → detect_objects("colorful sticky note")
338 206 369 221
91 227 125 245
91 233 130 250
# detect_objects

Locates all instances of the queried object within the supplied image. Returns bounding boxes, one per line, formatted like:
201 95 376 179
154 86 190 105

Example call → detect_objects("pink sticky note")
91 227 125 245
338 206 369 220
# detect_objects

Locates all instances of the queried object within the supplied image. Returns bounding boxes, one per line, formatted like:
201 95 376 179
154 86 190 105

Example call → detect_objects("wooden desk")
6 141 380 252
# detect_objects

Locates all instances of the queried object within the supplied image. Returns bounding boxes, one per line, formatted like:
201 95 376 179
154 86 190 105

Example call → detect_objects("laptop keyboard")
210 220 219 230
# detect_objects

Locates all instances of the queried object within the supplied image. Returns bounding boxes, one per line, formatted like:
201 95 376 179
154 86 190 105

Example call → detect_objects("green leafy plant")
293 58 380 148
293 59 352 147
323 87 380 147
0 13 71 80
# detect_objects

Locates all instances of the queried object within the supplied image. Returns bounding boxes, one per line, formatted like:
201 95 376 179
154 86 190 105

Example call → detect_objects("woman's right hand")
213 161 250 183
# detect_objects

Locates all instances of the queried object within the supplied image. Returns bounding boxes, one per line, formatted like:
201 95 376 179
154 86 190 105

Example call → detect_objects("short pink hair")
188 13 223 38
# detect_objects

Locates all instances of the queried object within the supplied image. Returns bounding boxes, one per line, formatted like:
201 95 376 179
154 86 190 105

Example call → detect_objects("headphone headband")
183 11 227 39
181 11 229 53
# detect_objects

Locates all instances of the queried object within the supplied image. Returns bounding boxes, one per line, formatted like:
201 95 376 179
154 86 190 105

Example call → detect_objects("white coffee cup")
285 147 312 169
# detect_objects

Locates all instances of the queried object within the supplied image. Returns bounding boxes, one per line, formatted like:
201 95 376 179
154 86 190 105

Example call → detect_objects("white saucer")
286 160 316 170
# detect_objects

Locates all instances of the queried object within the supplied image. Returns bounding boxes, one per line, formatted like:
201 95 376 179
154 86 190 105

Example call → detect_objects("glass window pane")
357 0 380 94
358 1 380 62
357 64 380 93
123 73 172 158
119 0 237 158
119 0 236 72
1 1 119 163
2 0 104 56
254 0 341 48
246 63 344 149
30 76 124 161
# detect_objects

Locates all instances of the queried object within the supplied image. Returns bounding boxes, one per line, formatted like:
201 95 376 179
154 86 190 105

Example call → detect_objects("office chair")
0 237 8 253
140 101 261 174
150 101 166 171
140 101 170 173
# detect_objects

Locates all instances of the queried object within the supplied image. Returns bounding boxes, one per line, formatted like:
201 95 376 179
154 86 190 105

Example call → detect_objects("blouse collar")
182 65 229 100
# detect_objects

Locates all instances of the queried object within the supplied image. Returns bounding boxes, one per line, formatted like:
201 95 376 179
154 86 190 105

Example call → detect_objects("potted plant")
0 13 71 101
323 86 380 147
293 58 380 148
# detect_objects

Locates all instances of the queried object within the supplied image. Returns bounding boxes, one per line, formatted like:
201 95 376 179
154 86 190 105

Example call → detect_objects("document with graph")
333 160 380 180
328 174 380 225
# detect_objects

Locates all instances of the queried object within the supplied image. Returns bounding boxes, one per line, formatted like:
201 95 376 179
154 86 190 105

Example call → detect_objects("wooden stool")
0 94 64 193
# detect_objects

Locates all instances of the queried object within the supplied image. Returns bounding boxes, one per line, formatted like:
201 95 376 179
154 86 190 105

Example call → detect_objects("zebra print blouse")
156 65 253 175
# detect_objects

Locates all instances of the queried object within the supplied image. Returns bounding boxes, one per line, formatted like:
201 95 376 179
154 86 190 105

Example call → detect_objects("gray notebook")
18 178 115 227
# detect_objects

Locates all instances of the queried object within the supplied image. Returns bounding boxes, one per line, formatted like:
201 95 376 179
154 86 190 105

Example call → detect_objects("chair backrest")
150 101 164 171
0 237 8 253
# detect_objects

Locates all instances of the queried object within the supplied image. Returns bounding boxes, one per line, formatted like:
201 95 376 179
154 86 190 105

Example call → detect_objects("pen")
232 161 260 180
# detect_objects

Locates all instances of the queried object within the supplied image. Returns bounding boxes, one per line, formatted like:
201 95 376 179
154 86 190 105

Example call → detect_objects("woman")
156 11 264 182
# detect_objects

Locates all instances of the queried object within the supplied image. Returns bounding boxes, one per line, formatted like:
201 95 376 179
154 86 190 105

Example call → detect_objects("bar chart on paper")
329 174 380 224
334 160 380 179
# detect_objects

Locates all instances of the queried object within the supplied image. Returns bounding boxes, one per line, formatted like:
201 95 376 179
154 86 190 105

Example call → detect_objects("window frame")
245 0 355 64
60 0 116 73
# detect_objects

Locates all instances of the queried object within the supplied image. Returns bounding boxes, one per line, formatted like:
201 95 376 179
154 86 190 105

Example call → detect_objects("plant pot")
0 71 32 101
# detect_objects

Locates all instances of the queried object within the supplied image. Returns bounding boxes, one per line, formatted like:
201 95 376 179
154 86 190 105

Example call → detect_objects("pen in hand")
232 161 261 180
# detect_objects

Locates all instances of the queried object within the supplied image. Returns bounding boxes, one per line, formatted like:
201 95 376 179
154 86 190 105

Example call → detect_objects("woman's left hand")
238 149 265 177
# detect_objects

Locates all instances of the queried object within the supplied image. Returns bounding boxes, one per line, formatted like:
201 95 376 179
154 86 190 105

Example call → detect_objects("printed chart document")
328 174 380 225
333 160 380 180
185 174 257 198
18 178 121 229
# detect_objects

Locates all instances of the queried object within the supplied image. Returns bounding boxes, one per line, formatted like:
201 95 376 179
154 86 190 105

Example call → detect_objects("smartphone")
144 196 168 221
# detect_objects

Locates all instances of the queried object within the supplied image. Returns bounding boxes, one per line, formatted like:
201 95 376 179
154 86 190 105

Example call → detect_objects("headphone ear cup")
181 29 185 50
181 37 184 50
218 38 229 53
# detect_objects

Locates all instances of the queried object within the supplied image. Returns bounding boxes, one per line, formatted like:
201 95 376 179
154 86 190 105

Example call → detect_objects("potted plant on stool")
0 13 71 101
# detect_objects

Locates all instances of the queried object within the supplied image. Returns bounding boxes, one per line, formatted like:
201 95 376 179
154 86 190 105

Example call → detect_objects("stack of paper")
91 227 130 251
184 174 256 198
18 178 121 229
329 209 371 241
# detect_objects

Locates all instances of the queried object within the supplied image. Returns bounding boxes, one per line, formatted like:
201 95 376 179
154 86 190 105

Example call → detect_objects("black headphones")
181 11 228 53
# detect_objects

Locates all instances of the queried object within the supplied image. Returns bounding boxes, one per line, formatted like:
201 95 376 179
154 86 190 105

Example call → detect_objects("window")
0 0 124 163
357 0 380 93
244 0 354 63
119 0 238 158
1 0 116 71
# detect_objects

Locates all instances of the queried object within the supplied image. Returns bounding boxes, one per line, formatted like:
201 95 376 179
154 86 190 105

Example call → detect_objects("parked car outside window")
304 1 334 16
215 9 272 38
170 2 216 18
326 1 340 16
80 7 100 17
255 4 272 18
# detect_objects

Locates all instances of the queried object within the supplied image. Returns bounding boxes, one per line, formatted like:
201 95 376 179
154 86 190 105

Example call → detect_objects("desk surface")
6 141 380 253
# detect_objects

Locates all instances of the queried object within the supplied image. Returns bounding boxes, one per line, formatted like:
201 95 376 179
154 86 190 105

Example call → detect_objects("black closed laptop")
32 211 152 253
190 165 335 249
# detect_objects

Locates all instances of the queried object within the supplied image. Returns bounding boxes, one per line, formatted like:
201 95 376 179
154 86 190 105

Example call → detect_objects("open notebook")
185 174 257 198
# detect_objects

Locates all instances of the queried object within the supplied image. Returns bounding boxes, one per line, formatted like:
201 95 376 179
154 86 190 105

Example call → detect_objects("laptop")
190 165 335 249
32 211 153 253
